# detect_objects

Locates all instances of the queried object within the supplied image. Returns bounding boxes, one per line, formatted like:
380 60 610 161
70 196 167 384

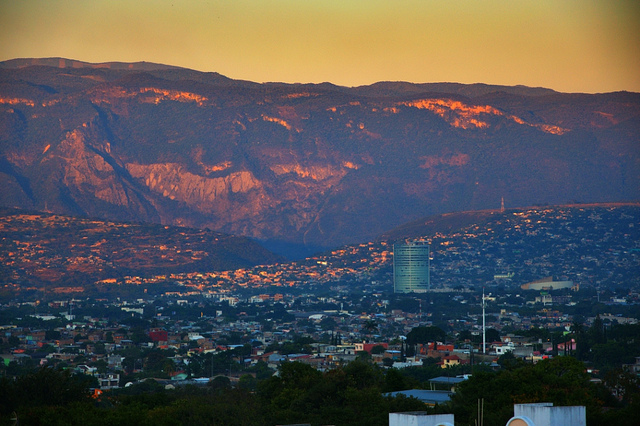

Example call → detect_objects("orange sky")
1 0 639 93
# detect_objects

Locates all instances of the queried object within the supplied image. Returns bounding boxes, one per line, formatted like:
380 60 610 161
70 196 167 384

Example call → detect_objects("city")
1 204 639 424
2 3 639 420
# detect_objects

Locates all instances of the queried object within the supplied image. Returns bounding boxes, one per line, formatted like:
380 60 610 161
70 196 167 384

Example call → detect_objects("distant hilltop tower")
501 196 505 213
393 241 430 293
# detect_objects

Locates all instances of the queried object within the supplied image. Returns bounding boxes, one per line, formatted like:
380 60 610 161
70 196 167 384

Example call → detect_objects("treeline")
2 356 639 425
446 356 640 425
0 361 425 426
573 316 640 371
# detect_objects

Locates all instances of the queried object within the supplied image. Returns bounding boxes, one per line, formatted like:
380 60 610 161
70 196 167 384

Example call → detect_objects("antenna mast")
482 288 486 354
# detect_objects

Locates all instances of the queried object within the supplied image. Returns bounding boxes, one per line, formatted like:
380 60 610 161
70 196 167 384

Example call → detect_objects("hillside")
1 58 639 255
309 202 640 291
0 208 282 292
1 204 638 298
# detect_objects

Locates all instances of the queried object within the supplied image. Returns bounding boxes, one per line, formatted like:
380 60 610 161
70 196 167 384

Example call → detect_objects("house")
439 355 467 369
76 364 97 375
355 342 388 354
149 328 168 343
494 342 516 356
623 356 640 374
416 342 454 359
107 355 125 370
97 373 120 389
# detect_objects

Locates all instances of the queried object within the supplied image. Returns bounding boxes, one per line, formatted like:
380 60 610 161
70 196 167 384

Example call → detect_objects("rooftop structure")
385 390 452 406
390 403 586 426
507 403 586 426
389 412 454 426
521 277 574 291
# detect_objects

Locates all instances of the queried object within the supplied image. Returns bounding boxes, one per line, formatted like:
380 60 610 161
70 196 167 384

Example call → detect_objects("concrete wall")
389 412 454 426
511 403 586 426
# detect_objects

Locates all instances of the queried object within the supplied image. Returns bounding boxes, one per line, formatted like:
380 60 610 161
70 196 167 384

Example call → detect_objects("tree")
209 375 231 392
45 329 61 340
406 326 446 346
246 360 274 381
457 329 473 342
258 360 423 426
238 374 258 391
362 319 378 338
382 368 407 392
0 367 92 418
278 361 322 391
572 321 589 360
145 350 171 376
93 342 106 354
604 368 640 406
130 326 150 344
370 344 386 355
163 359 176 376
485 328 501 344
588 314 606 345
356 351 371 361
449 357 604 425
320 316 337 331
406 326 446 356
497 351 523 371
7 336 19 348
382 358 395 368
92 359 108 374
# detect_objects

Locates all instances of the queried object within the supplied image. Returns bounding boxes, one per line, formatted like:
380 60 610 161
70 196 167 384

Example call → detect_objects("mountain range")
1 58 639 257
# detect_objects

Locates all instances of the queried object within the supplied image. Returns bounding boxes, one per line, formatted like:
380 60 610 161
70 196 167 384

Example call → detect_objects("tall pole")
428 242 431 291
482 288 486 354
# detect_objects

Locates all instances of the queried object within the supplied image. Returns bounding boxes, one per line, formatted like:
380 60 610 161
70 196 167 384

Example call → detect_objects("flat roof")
428 376 468 385
386 389 452 405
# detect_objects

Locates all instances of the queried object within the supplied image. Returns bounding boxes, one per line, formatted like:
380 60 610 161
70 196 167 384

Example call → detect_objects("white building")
506 403 586 426
389 412 454 426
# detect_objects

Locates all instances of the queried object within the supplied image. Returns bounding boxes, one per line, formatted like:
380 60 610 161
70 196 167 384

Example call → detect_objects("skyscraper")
393 241 430 293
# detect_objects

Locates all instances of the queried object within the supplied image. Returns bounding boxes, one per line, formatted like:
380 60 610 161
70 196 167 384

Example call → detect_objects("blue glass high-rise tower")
393 241 430 293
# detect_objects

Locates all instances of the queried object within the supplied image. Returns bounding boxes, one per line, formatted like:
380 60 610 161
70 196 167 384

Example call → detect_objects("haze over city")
1 0 639 93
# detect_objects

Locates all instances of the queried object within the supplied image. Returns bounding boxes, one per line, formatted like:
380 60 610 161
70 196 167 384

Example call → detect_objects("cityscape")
1 203 639 424
1 1 639 422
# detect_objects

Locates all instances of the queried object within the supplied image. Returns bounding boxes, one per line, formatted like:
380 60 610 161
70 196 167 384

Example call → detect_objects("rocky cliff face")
1 59 639 254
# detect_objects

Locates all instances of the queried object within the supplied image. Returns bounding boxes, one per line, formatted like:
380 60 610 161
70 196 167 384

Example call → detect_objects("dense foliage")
2 355 638 426
446 356 640 426
0 362 424 426
574 318 640 373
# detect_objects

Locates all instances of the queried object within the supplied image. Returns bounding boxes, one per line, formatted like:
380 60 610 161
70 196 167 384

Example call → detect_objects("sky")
1 0 639 93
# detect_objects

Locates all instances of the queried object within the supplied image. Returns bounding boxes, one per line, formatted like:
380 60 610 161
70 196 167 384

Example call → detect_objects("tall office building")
393 241 430 293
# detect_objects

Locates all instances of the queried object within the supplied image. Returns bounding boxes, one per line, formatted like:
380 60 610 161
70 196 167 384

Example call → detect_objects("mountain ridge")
1 58 639 254
0 57 185 71
0 57 566 96
378 201 640 242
